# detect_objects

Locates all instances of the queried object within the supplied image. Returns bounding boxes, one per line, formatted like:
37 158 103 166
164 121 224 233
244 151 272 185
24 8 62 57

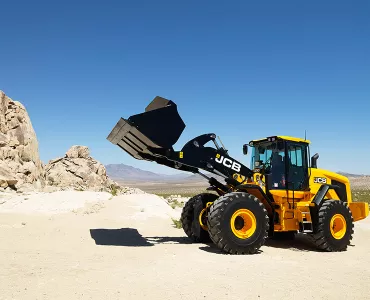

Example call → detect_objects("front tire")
207 192 269 254
311 200 354 252
180 193 218 243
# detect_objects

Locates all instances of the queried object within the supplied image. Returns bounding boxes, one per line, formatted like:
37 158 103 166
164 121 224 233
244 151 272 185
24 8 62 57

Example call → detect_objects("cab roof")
249 136 311 145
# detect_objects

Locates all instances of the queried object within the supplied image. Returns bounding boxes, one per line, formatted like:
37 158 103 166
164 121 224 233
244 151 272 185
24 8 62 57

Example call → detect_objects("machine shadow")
199 244 263 255
89 228 192 247
199 234 323 254
264 234 321 252
90 228 332 253
90 228 154 247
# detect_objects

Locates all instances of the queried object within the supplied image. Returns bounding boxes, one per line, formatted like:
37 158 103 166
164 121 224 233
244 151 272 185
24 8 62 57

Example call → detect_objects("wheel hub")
198 207 208 231
230 209 257 239
234 216 245 230
330 214 347 240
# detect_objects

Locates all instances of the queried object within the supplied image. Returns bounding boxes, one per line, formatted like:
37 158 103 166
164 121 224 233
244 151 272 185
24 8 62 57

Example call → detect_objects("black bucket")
107 96 186 160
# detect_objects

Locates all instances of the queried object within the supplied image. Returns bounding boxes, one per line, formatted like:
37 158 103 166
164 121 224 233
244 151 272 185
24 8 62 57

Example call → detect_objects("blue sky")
1 1 369 175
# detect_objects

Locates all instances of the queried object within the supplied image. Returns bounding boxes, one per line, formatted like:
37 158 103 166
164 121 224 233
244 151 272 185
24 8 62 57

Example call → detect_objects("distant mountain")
182 173 225 182
107 164 367 182
105 163 227 183
105 164 190 181
338 172 367 178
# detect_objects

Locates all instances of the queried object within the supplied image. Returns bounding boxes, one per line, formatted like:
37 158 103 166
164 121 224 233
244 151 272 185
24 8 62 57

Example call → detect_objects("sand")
0 191 112 214
0 191 369 300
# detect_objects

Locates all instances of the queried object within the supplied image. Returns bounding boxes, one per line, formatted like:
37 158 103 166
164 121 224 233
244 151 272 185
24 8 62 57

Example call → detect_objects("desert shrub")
111 185 118 196
169 199 184 209
352 189 370 203
171 218 182 229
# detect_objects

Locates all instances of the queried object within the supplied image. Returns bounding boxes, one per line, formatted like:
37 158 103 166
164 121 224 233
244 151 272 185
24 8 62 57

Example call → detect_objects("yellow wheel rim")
199 208 208 231
330 214 347 240
230 209 257 239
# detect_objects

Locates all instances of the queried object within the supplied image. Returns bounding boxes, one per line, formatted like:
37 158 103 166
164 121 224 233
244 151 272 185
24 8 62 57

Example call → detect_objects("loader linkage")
107 96 253 192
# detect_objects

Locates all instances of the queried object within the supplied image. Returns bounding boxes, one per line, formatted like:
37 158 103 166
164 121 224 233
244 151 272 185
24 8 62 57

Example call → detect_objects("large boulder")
65 145 90 159
0 91 44 191
0 164 18 187
45 145 120 193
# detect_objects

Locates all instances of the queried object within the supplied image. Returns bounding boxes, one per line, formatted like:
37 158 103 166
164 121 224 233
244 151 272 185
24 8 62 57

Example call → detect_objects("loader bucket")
107 96 186 160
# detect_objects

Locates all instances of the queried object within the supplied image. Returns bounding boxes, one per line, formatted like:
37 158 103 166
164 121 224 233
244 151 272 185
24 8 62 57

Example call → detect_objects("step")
302 220 313 233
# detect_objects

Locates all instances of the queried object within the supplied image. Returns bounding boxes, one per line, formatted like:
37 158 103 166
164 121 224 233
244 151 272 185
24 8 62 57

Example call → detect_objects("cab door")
286 142 309 191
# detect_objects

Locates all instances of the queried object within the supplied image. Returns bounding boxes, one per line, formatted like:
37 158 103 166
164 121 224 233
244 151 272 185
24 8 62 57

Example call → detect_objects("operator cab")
247 136 310 191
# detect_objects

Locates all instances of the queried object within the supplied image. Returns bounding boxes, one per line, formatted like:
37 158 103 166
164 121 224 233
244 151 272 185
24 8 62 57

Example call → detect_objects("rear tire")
311 200 353 252
180 193 218 243
207 192 269 254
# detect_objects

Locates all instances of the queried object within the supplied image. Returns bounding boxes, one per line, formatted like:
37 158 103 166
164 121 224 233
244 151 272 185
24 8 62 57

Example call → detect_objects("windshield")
250 141 285 170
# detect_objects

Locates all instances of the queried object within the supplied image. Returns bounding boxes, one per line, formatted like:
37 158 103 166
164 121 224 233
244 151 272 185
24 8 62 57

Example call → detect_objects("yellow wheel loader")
107 96 369 254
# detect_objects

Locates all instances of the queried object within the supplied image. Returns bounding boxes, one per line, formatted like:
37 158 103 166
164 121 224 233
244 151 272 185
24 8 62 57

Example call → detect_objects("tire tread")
207 192 269 254
311 200 353 252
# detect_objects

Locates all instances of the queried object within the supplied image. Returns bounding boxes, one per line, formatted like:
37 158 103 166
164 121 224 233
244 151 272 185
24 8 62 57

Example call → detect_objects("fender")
312 184 340 206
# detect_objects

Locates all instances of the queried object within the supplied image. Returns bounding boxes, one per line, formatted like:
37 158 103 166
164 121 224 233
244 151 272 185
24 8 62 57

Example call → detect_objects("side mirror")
311 153 319 168
243 144 248 155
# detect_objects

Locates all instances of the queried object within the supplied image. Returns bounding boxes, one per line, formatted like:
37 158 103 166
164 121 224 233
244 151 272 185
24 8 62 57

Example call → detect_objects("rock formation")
0 91 126 194
45 145 120 192
0 91 44 191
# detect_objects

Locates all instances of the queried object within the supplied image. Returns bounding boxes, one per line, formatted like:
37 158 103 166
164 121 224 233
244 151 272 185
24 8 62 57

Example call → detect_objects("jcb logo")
314 177 327 184
215 154 241 172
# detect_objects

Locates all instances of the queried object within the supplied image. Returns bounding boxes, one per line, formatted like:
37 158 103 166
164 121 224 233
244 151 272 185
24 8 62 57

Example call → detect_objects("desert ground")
116 175 370 196
116 179 210 196
1 187 370 300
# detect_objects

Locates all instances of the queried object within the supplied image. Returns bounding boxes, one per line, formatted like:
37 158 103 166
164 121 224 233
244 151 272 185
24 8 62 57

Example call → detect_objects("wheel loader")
107 96 369 254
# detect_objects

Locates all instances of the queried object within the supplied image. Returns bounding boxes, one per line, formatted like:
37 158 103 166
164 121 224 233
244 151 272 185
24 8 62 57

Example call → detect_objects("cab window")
287 143 308 190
